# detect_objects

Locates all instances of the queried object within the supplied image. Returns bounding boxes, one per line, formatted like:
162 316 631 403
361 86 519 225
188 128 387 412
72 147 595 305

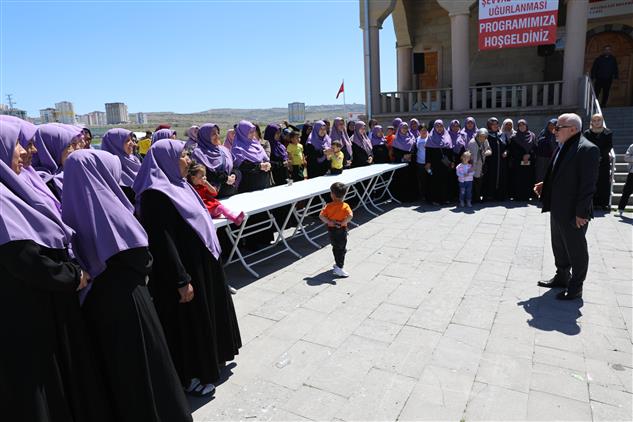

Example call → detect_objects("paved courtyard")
191 203 632 421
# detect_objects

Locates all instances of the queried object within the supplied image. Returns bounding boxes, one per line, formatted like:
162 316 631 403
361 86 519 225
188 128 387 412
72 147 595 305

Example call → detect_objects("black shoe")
537 277 568 288
556 289 582 300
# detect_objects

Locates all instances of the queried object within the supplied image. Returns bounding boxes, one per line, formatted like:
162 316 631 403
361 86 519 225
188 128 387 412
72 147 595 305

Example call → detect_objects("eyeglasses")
554 125 573 131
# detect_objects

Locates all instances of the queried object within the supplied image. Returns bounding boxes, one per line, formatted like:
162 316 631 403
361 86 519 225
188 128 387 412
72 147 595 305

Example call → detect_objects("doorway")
585 31 633 106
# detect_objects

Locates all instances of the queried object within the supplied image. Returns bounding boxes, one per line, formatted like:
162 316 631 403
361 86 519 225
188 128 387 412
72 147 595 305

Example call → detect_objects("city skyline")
1 1 397 117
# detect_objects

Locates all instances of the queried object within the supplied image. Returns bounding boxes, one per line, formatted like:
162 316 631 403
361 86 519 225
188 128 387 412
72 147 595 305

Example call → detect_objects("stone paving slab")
192 203 633 421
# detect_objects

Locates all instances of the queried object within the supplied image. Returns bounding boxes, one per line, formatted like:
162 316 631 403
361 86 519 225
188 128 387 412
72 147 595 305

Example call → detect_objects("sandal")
192 383 215 397
184 378 201 393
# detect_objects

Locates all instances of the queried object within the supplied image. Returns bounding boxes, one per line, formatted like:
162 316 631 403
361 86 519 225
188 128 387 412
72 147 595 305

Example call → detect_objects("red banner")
478 0 559 51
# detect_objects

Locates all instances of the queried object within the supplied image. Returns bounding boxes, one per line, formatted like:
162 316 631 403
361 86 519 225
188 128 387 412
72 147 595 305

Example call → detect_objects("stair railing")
582 75 616 209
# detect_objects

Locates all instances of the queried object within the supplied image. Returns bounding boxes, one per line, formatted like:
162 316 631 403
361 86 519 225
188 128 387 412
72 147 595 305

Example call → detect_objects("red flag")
336 81 344 99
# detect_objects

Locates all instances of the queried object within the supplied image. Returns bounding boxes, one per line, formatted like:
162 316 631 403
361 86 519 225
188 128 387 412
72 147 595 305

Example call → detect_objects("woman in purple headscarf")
264 124 290 186
184 125 200 149
508 119 536 201
305 120 332 178
0 122 112 422
425 120 456 205
232 120 272 192
461 117 478 143
390 122 419 202
330 117 353 167
101 127 142 204
409 118 421 139
62 149 192 422
152 128 177 144
350 121 374 167
32 123 83 200
370 125 390 164
483 117 509 201
192 123 240 198
133 139 241 397
448 120 467 201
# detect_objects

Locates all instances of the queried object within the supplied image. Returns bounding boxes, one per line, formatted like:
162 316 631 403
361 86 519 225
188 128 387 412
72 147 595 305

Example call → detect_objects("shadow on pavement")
517 288 583 335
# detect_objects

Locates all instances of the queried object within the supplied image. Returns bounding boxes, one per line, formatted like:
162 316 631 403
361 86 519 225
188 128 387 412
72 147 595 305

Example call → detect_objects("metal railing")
378 80 564 115
581 74 616 208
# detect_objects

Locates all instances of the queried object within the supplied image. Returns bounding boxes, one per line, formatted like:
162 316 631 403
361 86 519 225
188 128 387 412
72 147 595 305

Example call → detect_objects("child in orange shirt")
319 182 353 277
187 163 245 226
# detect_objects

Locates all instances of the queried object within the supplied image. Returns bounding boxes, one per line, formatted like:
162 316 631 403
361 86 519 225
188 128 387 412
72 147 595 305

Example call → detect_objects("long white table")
213 163 407 277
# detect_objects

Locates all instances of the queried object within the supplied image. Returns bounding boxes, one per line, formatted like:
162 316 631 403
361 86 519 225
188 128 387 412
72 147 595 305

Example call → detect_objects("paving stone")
280 385 346 421
354 317 403 344
397 380 469 421
335 368 416 421
375 326 441 379
464 382 529 421
475 351 533 393
527 391 592 421
369 302 414 326
530 362 590 403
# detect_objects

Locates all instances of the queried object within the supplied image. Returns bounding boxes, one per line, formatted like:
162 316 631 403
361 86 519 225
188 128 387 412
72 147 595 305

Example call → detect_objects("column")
397 44 413 92
562 0 589 106
450 12 470 111
363 25 382 118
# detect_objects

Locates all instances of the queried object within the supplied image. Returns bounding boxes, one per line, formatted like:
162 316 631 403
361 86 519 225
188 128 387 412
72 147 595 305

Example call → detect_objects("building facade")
54 101 76 124
105 102 129 124
40 107 58 123
288 102 306 123
136 112 147 125
360 0 633 119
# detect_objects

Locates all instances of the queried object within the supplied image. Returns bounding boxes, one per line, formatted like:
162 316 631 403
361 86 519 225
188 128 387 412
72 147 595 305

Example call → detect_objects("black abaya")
0 240 111 422
372 144 390 164
583 128 613 207
482 133 508 201
83 247 192 422
391 147 418 202
425 147 454 204
139 190 242 385
304 144 329 178
508 137 536 201
351 143 373 168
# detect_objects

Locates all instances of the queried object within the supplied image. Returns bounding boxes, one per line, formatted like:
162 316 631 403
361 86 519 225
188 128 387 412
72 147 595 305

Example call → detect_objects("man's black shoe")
537 277 568 288
556 289 583 300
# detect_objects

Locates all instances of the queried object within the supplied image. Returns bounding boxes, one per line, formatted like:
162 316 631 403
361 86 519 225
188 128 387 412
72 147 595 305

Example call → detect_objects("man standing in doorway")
591 45 619 106
534 113 600 300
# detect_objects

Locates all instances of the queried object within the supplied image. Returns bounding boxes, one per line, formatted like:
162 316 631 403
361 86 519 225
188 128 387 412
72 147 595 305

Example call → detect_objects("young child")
286 131 306 181
319 182 353 277
456 150 475 208
327 140 344 175
187 163 245 225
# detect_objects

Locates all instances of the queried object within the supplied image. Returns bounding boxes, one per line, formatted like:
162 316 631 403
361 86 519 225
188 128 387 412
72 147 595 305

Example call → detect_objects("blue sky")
1 0 396 116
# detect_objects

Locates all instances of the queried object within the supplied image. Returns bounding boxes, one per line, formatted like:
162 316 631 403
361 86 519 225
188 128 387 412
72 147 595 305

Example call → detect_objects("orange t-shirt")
320 201 352 226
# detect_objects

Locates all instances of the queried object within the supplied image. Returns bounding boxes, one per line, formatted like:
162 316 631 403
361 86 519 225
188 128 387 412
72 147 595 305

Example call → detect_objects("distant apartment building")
136 112 147 125
55 101 76 124
1 108 27 119
105 102 129 124
40 107 58 123
0 104 7 112
288 102 305 123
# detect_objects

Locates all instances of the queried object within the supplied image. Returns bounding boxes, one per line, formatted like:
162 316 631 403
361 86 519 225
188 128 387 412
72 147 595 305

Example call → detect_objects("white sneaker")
618 210 624 217
228 285 237 295
333 266 349 277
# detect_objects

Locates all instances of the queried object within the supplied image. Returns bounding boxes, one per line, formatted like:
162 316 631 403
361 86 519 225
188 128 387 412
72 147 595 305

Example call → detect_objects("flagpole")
342 79 347 120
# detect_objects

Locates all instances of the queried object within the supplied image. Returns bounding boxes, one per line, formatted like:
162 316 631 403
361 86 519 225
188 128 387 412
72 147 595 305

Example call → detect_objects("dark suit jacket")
541 133 600 222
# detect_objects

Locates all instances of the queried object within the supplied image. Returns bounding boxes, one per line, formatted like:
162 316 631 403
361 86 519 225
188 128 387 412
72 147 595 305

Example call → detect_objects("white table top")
212 163 407 228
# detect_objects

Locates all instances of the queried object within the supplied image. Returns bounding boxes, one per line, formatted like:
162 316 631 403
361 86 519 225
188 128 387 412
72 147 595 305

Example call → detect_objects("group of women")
0 115 241 422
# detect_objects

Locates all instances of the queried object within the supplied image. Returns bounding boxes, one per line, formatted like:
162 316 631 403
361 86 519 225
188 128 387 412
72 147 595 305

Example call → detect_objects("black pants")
550 215 589 293
618 173 633 210
328 227 347 268
472 177 483 203
291 165 304 182
416 164 429 202
330 168 342 175
594 78 613 106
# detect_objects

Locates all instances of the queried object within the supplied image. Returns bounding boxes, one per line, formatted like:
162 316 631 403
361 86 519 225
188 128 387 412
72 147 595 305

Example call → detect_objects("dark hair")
419 123 428 131
289 131 300 141
323 119 331 126
331 140 343 148
330 182 347 199
145 130 152 136
387 126 394 130
186 163 206 183
368 119 378 128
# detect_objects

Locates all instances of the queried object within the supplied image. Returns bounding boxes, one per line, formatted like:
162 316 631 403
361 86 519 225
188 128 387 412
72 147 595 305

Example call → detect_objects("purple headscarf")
186 126 199 143
448 120 467 154
62 150 148 278
330 117 353 157
151 128 175 144
32 123 74 175
392 122 416 152
352 121 373 156
224 129 235 150
392 118 403 131
264 124 288 161
101 128 141 187
0 122 72 248
409 118 421 139
232 120 269 167
133 139 221 259
426 120 453 149
307 120 332 163
191 123 234 174
0 115 37 145
370 125 386 146
461 117 478 142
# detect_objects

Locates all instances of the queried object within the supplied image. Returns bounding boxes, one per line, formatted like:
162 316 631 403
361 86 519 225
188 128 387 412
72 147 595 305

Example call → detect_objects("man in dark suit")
591 45 619 106
534 113 600 300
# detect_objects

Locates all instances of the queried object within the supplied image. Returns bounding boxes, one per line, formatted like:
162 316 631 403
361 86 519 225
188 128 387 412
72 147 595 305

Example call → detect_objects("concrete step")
615 173 629 182
612 193 633 206
616 163 629 172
